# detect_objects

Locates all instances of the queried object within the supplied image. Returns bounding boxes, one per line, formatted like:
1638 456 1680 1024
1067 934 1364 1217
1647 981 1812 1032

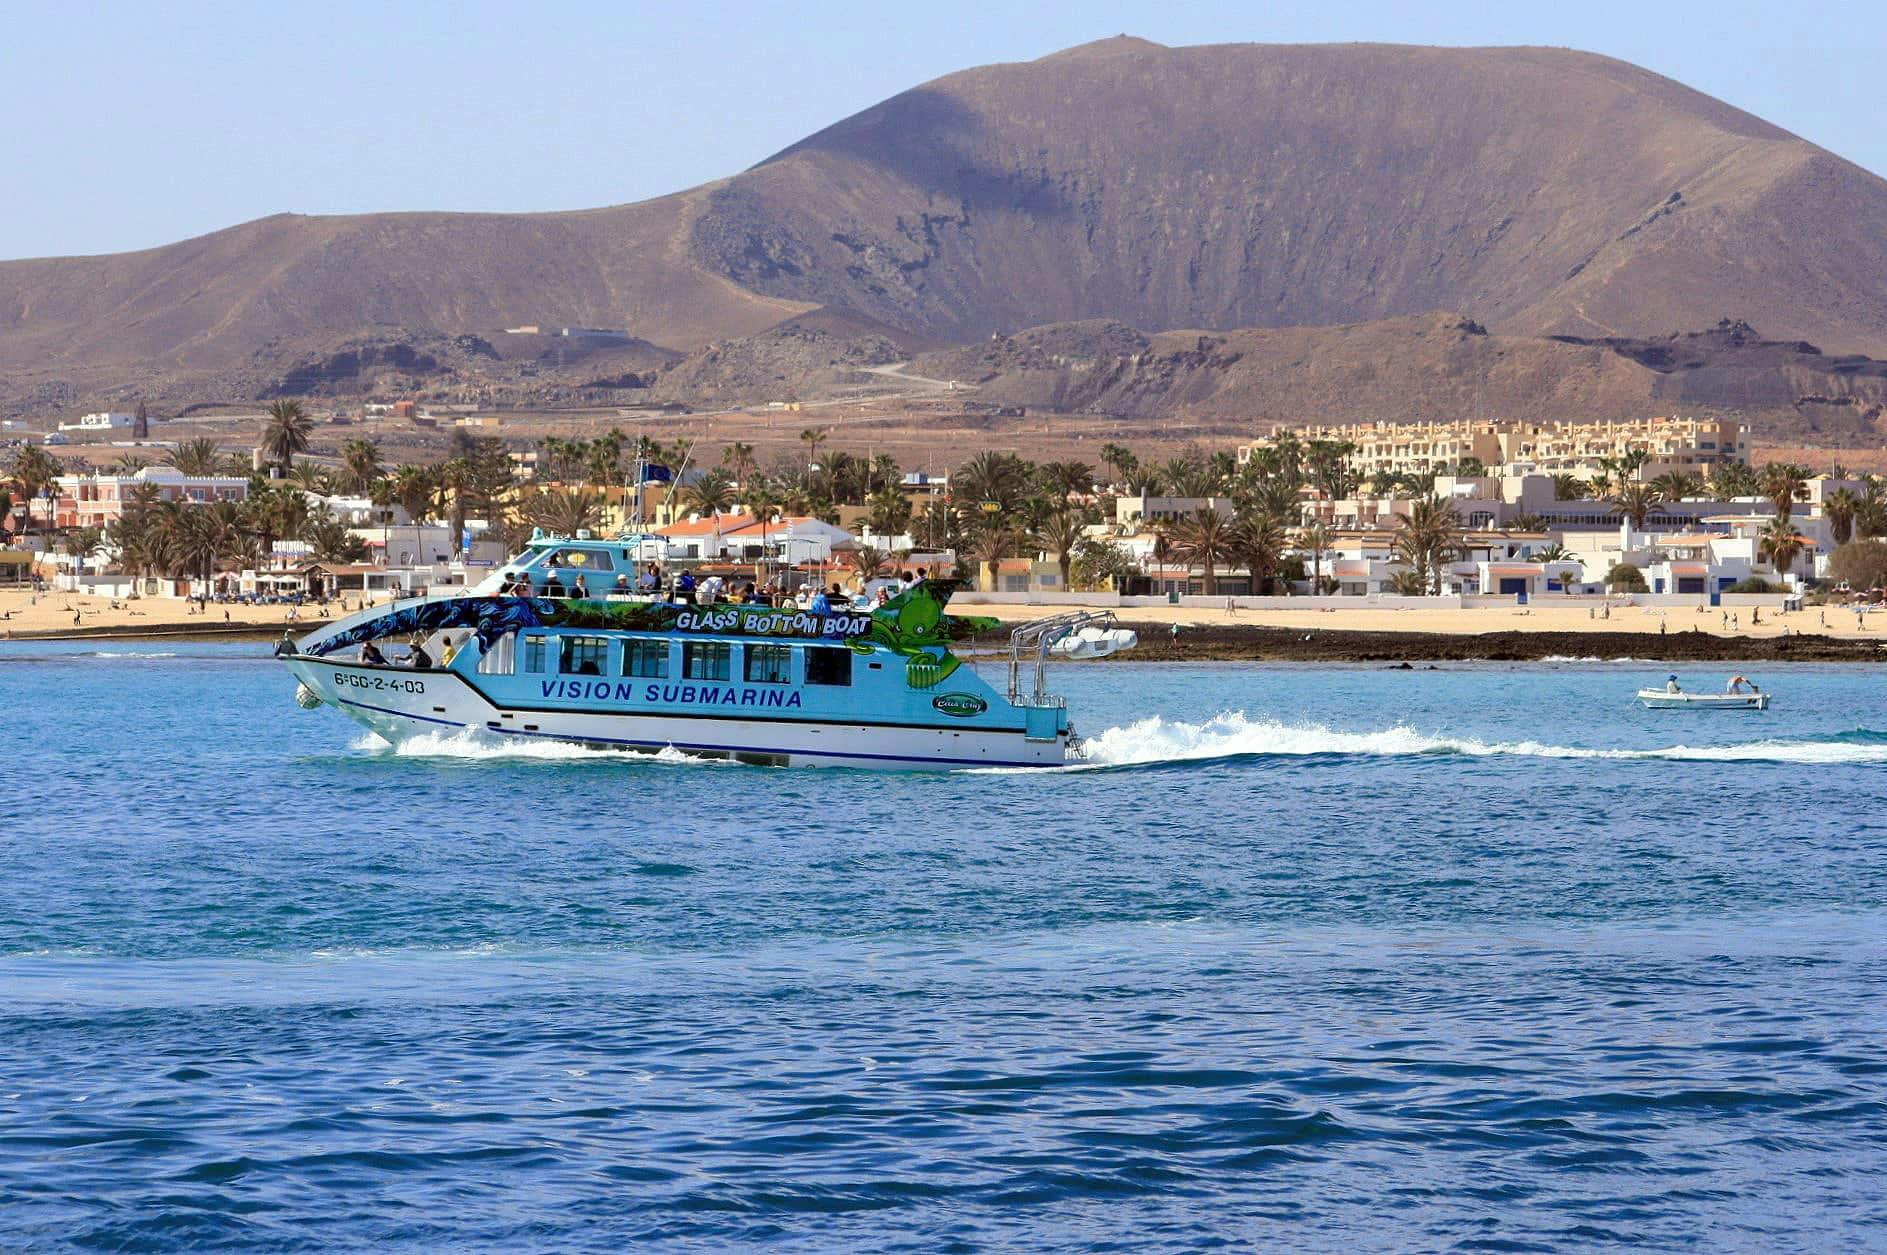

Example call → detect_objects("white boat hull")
1637 690 1770 710
287 657 1071 769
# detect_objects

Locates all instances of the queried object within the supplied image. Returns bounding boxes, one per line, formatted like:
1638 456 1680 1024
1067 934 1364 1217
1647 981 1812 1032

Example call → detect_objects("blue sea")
3 641 1886 1251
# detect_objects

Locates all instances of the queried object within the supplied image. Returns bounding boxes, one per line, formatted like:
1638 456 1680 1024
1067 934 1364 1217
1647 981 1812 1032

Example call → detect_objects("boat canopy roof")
295 581 993 660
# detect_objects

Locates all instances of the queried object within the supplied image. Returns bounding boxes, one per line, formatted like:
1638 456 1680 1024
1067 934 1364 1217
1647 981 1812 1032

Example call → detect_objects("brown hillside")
5 37 1887 417
916 313 1887 442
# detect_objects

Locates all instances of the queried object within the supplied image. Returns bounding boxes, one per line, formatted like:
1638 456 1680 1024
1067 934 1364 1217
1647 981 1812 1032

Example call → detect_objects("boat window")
744 643 792 684
683 641 731 681
552 548 615 571
805 646 852 687
477 631 518 675
622 638 670 678
522 635 547 674
560 635 610 676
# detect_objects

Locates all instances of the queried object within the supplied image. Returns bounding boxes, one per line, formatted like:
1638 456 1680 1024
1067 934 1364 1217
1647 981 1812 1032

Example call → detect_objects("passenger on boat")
700 574 725 604
1665 674 1682 693
571 575 589 599
613 574 633 595
409 639 433 669
675 570 697 604
641 564 663 594
512 573 535 597
1727 675 1747 693
360 641 388 665
543 573 567 598
810 585 832 614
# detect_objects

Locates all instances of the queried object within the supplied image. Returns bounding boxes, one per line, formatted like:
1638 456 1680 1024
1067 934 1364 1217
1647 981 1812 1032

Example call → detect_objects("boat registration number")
335 673 427 694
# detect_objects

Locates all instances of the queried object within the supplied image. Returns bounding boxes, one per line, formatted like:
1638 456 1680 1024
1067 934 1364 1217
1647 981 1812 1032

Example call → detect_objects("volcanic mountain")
5 36 1887 414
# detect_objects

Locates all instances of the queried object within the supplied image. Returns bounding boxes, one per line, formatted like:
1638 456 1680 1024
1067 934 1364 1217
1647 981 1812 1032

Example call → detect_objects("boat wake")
1071 712 1887 770
349 730 724 766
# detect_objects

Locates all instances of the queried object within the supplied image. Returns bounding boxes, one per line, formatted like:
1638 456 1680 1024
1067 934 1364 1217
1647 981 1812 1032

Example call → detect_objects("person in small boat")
360 641 388 666
1665 674 1682 694
543 573 566 599
1727 675 1748 694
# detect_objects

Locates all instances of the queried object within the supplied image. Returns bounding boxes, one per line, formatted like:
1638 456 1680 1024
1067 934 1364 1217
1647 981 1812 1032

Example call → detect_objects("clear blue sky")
1 0 1874 260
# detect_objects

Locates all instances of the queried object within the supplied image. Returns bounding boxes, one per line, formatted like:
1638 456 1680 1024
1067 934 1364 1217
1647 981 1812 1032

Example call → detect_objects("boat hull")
1636 690 1770 710
286 656 1069 769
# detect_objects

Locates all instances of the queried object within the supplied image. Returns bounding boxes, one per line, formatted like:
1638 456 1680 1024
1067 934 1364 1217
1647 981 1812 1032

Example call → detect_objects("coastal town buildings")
50 466 250 529
1240 416 1750 481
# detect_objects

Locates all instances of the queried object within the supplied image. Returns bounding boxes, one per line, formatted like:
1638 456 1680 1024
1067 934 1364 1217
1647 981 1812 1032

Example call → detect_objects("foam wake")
1076 712 1887 769
350 730 719 765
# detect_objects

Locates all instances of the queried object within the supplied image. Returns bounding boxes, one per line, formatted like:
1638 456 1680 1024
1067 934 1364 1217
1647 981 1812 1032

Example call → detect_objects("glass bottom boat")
277 536 1131 769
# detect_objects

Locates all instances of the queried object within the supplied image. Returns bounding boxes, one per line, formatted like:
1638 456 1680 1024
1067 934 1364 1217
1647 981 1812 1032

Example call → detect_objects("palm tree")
1609 482 1663 532
261 399 314 470
1099 443 1139 485
1550 473 1587 502
1296 523 1331 593
1651 471 1704 501
971 520 1020 590
1121 465 1164 497
952 450 1034 519
1232 509 1288 594
1825 487 1861 546
166 437 222 475
302 508 369 564
841 543 891 586
385 465 436 524
1033 508 1088 590
114 455 152 475
1508 512 1549 533
525 487 606 536
1856 480 1887 541
720 441 758 484
1167 506 1235 595
1760 463 1808 519
1039 460 1094 501
1758 515 1805 581
1393 495 1460 594
288 460 334 493
9 445 63 536
437 458 474 551
1161 456 1215 498
865 487 913 540
798 428 829 488
1710 460 1760 499
681 468 737 517
338 438 383 495
1531 543 1571 563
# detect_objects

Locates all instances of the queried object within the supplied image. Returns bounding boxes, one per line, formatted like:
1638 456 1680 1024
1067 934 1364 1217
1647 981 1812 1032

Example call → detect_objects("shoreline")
9 620 1881 663
972 621 1887 663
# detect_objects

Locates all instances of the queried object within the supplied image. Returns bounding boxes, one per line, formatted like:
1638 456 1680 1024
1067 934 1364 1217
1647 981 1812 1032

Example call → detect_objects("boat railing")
1006 610 1118 706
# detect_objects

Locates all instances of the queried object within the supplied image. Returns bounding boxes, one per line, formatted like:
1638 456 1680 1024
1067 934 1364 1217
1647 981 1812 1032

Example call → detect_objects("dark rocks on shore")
976 622 1887 664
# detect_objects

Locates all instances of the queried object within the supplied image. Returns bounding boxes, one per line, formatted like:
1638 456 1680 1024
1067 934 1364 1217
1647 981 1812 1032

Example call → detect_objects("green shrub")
1725 577 1782 594
1604 562 1648 592
1828 541 1887 591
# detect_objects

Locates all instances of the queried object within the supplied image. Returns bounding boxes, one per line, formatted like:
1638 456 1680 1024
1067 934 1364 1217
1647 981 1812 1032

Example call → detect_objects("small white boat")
1637 689 1770 710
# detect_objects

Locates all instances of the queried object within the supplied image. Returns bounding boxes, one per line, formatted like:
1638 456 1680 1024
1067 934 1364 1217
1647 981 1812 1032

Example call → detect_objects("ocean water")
3 642 1886 1251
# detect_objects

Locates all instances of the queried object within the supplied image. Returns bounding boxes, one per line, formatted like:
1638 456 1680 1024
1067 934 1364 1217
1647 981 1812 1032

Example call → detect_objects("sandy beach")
3 586 1880 639
0 589 360 640
961 599 1882 640
6 587 1884 661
